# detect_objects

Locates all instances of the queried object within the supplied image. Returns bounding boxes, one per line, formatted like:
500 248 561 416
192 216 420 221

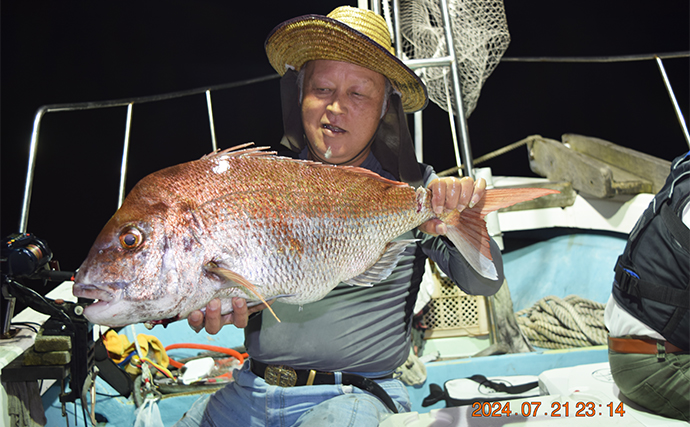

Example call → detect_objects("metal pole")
19 108 46 233
205 90 218 152
118 104 133 208
443 73 462 169
405 57 454 68
414 111 423 162
439 0 474 178
655 56 690 148
392 0 402 59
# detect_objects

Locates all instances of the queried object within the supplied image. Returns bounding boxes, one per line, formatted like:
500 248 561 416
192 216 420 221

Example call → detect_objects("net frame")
397 0 510 118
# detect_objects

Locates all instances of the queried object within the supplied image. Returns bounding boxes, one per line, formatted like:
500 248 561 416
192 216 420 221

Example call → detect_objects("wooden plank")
562 134 671 193
527 135 653 198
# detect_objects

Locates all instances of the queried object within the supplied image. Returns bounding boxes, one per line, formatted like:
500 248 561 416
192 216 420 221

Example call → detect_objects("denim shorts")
173 360 411 427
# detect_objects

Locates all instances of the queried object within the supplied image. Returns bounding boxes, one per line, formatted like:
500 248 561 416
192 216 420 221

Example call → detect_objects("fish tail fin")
439 187 559 280
211 267 281 323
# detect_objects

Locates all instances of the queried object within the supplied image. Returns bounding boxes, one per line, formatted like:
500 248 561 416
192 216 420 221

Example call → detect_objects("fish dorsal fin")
202 142 277 160
335 165 411 188
203 143 410 188
344 239 418 286
206 265 281 323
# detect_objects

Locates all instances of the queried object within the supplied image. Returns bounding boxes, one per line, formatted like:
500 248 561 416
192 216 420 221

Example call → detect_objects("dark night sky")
1 1 688 282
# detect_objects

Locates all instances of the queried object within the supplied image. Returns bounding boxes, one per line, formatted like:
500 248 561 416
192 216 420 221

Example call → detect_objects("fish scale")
72 143 558 327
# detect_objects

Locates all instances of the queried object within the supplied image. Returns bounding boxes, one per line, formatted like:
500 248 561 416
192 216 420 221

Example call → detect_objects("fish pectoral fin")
206 266 281 323
443 213 498 280
343 239 418 287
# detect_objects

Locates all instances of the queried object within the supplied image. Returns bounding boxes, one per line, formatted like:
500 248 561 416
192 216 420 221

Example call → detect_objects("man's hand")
418 176 486 236
188 297 272 335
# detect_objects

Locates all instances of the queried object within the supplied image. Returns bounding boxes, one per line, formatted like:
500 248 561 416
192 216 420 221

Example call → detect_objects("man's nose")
327 94 347 115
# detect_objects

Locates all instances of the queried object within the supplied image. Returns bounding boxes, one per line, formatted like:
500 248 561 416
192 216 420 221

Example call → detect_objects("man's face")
301 60 387 166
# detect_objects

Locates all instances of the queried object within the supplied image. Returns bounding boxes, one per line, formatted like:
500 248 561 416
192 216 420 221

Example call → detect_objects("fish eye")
119 227 143 250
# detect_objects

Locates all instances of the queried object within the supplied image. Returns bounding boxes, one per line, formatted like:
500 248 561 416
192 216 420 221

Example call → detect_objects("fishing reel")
1 232 79 337
2 232 53 278
2 232 74 281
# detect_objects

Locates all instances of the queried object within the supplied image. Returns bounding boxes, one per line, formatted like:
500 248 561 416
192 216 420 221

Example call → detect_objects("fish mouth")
72 282 133 326
72 282 182 328
72 283 117 302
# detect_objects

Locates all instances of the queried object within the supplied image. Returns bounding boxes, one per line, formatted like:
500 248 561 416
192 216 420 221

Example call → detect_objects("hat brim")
265 14 428 113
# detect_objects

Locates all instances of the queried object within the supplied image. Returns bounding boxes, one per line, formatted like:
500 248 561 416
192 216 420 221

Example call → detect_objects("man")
605 151 689 421
177 6 503 426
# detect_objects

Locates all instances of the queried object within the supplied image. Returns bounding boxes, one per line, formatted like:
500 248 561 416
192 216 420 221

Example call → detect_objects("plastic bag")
134 397 164 427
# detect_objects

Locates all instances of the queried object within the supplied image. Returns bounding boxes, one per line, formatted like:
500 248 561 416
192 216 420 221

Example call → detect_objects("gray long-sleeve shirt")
244 153 503 375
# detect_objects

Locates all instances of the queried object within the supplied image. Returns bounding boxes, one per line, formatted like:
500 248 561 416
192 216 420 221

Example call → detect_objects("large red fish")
72 144 557 327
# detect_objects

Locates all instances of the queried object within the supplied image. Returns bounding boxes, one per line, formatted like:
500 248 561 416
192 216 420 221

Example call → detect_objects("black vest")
612 152 690 350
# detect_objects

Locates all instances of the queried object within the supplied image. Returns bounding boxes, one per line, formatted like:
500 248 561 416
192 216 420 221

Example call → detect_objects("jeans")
173 361 411 427
608 348 690 421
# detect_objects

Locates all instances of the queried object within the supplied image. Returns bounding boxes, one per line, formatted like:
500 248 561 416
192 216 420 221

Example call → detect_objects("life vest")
612 151 690 350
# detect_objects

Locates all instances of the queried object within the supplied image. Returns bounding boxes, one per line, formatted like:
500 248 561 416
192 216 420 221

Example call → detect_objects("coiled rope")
515 295 607 349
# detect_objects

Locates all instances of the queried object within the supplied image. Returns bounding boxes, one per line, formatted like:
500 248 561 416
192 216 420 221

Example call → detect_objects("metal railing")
19 74 279 234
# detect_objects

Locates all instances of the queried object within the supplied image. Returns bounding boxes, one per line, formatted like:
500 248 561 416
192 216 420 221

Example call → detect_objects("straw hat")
265 6 428 113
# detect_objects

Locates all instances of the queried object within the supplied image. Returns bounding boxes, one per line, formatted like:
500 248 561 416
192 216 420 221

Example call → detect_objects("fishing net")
394 0 510 118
